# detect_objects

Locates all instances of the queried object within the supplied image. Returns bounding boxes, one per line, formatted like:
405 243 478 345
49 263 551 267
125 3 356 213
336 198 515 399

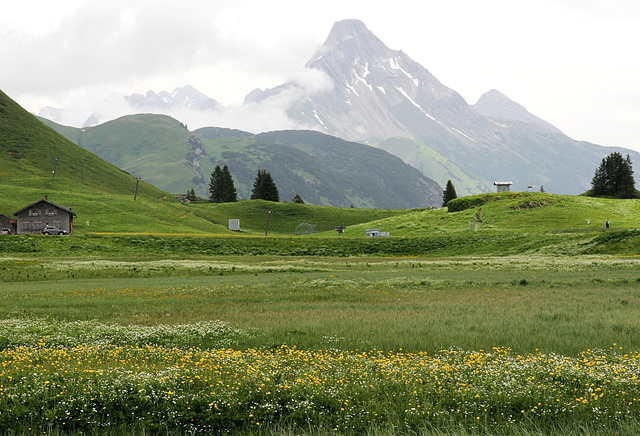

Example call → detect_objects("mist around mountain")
37 85 225 130
34 19 640 197
125 85 223 112
246 19 640 195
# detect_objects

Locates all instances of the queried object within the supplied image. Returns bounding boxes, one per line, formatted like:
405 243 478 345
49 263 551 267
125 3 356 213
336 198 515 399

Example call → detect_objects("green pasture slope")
3 190 640 257
0 89 224 234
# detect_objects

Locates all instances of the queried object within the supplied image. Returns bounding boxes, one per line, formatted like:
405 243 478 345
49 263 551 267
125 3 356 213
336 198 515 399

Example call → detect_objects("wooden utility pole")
134 177 140 201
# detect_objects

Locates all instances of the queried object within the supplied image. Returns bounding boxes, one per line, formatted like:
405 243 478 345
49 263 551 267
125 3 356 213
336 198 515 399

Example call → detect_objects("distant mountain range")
36 19 640 198
125 85 223 112
40 114 443 208
247 19 640 195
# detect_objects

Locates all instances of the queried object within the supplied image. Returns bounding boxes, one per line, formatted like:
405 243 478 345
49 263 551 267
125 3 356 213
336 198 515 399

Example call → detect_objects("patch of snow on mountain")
396 87 440 123
389 58 419 87
346 83 360 97
363 62 370 78
396 87 422 110
312 109 327 129
377 86 386 94
355 73 372 91
452 127 476 142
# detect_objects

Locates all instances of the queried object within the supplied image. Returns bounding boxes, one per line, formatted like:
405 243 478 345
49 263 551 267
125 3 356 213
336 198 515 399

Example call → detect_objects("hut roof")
13 198 77 217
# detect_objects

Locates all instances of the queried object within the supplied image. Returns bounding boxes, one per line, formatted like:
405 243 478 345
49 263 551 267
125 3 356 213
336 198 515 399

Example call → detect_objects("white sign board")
229 219 240 231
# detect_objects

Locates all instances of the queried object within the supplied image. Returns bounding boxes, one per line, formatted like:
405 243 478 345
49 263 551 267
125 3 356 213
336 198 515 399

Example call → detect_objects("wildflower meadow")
2 254 640 434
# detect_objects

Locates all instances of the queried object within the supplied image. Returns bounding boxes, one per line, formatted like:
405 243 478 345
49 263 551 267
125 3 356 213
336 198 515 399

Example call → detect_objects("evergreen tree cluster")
186 188 197 201
441 180 458 207
589 152 637 199
208 165 237 203
251 170 280 202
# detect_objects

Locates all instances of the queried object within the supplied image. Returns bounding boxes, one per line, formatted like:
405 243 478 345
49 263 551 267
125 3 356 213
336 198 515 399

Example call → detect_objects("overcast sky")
2 0 639 151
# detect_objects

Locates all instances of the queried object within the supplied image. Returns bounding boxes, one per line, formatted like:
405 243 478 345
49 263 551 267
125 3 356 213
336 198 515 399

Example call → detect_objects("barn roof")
13 198 77 217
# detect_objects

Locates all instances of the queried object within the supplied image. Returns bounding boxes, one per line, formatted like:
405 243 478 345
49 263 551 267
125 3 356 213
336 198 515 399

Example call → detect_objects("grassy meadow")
3 187 640 434
2 247 640 434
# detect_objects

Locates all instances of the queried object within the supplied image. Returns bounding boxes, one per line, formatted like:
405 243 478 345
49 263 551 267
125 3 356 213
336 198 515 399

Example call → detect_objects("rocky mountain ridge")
35 19 640 196
247 19 639 195
125 85 223 112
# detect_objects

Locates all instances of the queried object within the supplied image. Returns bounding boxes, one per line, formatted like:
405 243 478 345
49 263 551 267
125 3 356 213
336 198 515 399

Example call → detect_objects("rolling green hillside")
2 89 416 236
0 90 224 234
40 116 443 208
188 199 412 236
186 191 640 247
7 87 640 254
1 91 157 196
76 115 196 195
377 137 488 196
333 191 640 238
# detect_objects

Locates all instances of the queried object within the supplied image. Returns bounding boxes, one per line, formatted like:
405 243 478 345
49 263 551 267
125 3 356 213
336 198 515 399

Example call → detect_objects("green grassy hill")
41 115 443 208
0 90 223 234
6 87 640 258
1 91 154 197
376 136 489 196
76 115 195 195
189 199 412 236
142 190 639 238
334 191 640 237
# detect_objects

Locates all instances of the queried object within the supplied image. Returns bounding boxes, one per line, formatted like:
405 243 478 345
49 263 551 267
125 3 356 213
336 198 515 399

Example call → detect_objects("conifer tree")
187 188 196 201
441 180 458 207
209 165 237 203
590 152 636 198
219 165 237 203
292 194 305 204
208 165 223 202
251 170 280 202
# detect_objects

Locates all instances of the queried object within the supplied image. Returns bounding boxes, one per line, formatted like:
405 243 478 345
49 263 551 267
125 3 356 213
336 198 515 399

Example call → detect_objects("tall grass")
2 255 640 355
3 255 640 434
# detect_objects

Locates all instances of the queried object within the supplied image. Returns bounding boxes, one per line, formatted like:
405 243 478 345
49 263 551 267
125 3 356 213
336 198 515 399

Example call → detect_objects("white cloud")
33 66 333 135
1 0 639 151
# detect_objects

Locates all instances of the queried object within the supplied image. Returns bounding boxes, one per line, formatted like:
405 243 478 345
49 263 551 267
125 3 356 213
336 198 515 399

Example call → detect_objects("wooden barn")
13 197 77 234
0 213 15 234
0 213 11 229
